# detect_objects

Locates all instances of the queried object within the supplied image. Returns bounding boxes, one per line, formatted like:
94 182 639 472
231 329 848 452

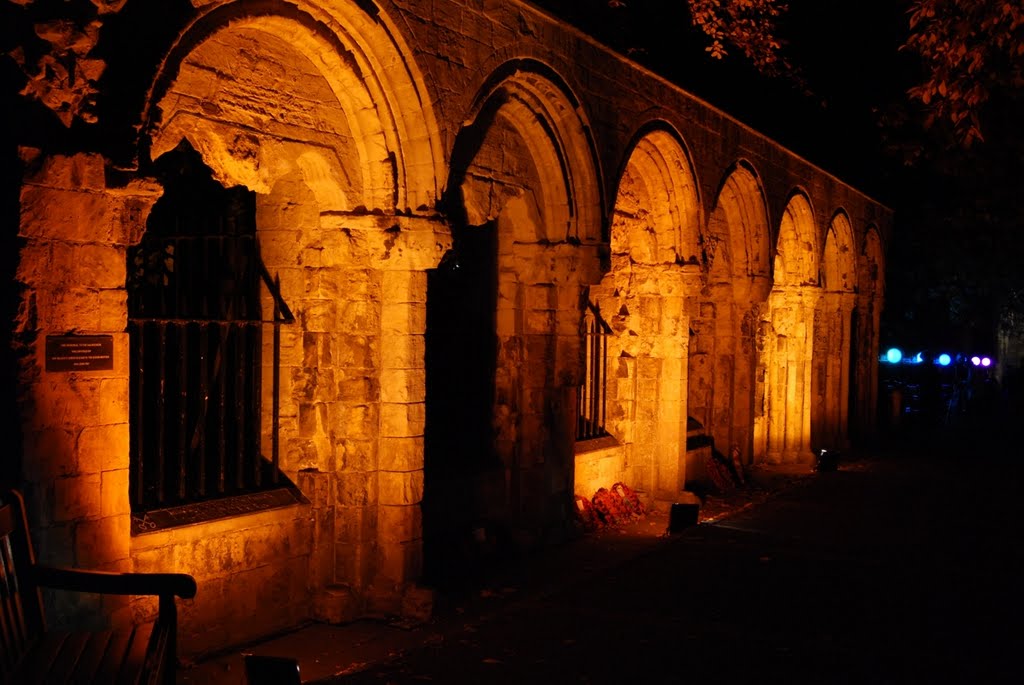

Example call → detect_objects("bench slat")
1 491 191 685
17 630 70 682
43 630 91 685
68 629 114 685
0 506 14 537
117 623 155 685
94 627 134 684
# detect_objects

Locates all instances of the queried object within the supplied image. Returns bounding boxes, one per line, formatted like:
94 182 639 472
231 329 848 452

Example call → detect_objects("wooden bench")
1 489 197 684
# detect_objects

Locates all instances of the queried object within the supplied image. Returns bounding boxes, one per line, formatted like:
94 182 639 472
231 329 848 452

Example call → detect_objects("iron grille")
577 301 611 441
128 233 293 511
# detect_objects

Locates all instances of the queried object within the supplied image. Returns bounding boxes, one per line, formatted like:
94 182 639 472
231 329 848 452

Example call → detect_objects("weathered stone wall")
10 0 891 659
131 507 313 654
15 151 155 628
13 150 318 654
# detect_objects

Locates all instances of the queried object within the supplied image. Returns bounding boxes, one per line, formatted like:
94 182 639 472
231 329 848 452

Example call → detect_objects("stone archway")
701 164 771 466
140 0 446 627
758 192 820 463
427 62 602 575
812 212 858 449
589 126 701 504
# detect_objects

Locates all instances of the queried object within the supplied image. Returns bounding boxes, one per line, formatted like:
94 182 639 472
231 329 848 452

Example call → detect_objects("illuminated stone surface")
11 0 890 658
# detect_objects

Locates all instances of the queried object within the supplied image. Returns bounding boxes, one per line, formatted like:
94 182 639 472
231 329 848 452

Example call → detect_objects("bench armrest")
32 564 197 599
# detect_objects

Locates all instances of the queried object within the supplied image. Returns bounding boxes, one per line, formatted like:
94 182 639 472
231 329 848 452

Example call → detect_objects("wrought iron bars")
577 301 611 441
128 234 293 511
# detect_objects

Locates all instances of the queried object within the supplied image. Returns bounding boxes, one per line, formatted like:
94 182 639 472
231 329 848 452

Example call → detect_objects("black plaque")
45 335 114 372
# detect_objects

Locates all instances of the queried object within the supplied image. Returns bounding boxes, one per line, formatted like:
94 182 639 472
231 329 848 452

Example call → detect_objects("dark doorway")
423 221 500 587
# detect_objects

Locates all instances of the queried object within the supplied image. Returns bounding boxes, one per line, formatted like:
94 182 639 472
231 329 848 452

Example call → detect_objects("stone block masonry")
9 0 890 659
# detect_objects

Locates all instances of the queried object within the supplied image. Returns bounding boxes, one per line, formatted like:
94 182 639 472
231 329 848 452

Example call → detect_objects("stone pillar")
515 279 557 526
813 291 857 450
373 269 426 609
15 150 160 629
652 351 687 501
761 287 819 464
371 218 447 616
652 274 690 503
492 238 599 535
314 214 446 621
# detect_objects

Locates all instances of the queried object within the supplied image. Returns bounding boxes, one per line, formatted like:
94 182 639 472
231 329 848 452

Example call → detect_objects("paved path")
318 451 1024 684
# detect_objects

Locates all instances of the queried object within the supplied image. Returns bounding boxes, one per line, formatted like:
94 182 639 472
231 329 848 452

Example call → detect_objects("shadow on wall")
2 132 24 490
422 221 504 590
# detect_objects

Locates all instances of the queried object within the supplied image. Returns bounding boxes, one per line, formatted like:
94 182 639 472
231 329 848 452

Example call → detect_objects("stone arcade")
8 0 890 657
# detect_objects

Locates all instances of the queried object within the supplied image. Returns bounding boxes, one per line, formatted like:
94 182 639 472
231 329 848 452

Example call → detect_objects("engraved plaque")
45 335 114 372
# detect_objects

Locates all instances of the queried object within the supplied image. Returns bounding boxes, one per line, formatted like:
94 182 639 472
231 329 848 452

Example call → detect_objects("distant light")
970 356 981 367
885 348 903 364
911 352 924 364
937 353 952 367
981 357 992 367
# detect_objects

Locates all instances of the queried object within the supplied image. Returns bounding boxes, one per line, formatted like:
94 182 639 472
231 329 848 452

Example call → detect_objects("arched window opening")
128 143 294 518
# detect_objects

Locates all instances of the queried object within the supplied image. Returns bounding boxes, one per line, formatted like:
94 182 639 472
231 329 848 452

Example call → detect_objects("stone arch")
609 125 701 266
588 124 701 502
707 162 771 289
135 0 449 616
425 61 603 574
144 0 442 212
822 211 857 293
773 191 820 287
757 191 820 464
687 162 771 472
861 226 886 300
813 211 859 450
449 60 603 244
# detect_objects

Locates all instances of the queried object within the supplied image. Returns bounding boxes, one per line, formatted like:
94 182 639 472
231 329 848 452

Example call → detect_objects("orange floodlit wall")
9 0 890 658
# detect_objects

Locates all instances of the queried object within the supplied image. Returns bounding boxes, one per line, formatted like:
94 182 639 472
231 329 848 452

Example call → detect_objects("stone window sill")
573 434 620 456
130 482 307 537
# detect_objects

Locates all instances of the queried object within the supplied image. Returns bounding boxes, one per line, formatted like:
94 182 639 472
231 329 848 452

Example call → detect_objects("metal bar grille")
128 231 293 511
129 319 273 510
577 301 611 441
271 275 282 484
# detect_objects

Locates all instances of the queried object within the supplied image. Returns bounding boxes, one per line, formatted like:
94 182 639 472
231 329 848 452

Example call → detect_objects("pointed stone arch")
707 162 772 290
861 226 886 300
586 124 701 502
822 212 858 293
430 61 603 548
135 0 449 624
144 0 443 213
757 191 820 463
449 61 603 245
688 162 771 470
773 192 820 287
609 126 701 266
813 211 859 450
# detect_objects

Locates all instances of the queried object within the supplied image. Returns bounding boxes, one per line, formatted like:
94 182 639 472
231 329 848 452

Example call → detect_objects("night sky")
532 0 1024 359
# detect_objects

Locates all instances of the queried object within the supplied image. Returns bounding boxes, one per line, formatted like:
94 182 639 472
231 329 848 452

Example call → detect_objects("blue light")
885 348 903 364
937 353 952 367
